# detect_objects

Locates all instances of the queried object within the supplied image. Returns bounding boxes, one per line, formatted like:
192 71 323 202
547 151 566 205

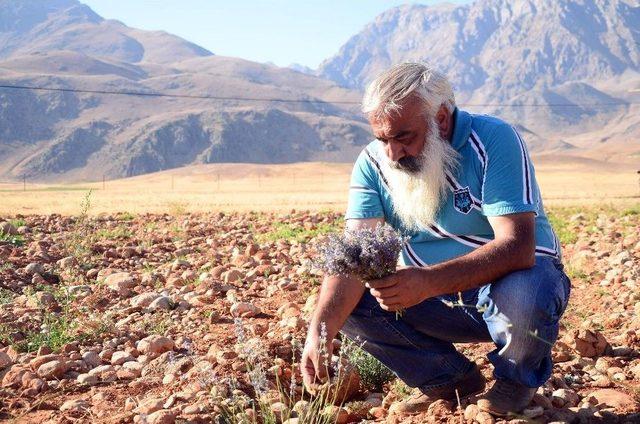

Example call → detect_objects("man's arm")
368 212 535 311
301 217 383 389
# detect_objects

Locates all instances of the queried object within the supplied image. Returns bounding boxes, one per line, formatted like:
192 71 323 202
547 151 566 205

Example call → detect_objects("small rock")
104 272 137 296
131 292 161 308
146 409 177 424
586 389 640 412
135 397 164 415
25 263 45 275
230 302 261 318
562 328 609 358
0 222 18 235
77 373 98 385
82 351 101 368
149 296 172 311
137 335 174 356
552 388 580 408
464 404 479 421
110 351 134 366
475 411 495 424
0 351 13 370
222 269 243 283
37 360 69 380
60 399 90 415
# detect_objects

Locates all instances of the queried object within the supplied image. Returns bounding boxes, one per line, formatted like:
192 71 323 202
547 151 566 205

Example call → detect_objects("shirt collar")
450 107 471 151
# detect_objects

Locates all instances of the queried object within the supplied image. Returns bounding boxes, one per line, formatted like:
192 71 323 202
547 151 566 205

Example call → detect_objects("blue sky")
82 0 471 68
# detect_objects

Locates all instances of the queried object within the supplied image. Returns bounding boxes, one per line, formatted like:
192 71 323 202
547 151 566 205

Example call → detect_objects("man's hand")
367 267 436 311
301 332 333 390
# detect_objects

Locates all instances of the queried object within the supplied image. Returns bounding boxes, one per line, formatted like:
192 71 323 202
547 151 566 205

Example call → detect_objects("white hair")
362 62 456 120
380 116 460 230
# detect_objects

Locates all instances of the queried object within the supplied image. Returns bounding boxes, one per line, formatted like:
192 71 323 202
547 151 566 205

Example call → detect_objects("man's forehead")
369 97 425 136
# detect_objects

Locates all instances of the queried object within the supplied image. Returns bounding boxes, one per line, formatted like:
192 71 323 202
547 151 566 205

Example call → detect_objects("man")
301 62 571 417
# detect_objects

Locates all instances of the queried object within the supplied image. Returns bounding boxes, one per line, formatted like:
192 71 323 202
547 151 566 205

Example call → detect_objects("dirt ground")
0 205 639 423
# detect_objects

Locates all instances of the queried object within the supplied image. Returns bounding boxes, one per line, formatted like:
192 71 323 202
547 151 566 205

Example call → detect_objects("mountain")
0 0 370 182
0 0 213 63
318 0 640 163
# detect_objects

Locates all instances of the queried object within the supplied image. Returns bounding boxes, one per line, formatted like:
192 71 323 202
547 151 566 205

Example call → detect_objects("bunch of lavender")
315 224 405 281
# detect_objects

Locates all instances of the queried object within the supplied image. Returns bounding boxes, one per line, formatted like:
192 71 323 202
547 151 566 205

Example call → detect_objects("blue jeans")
341 256 571 390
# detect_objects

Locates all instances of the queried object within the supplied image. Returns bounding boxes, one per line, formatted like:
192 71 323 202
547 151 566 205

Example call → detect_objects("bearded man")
301 62 571 417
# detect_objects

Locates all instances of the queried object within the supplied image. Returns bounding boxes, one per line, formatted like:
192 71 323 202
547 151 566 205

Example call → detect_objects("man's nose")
387 141 405 162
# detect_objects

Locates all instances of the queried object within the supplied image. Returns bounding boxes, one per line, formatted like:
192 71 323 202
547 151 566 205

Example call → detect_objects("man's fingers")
369 286 398 299
378 301 402 312
366 275 397 289
376 295 402 310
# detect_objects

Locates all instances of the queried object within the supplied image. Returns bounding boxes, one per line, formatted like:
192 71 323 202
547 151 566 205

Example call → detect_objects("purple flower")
315 224 405 281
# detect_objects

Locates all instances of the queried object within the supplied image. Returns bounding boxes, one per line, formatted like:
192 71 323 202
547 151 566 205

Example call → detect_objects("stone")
586 389 640 412
131 292 161 308
145 409 177 424
0 351 13 369
67 285 92 298
369 406 386 419
60 399 90 415
230 302 261 318
562 328 610 358
222 269 243 283
104 272 137 296
552 388 580 408
88 365 116 377
37 360 69 380
149 296 172 311
136 397 164 415
57 256 77 268
0 221 18 235
475 411 495 424
2 366 28 388
77 373 98 385
25 262 45 275
464 404 479 421
111 351 135 365
426 399 453 420
82 351 101 368
137 335 174 356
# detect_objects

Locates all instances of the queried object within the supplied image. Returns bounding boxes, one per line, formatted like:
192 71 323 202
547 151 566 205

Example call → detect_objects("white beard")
380 122 460 232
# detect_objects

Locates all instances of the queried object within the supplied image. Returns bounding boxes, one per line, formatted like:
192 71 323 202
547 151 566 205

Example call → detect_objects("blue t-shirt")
346 108 561 267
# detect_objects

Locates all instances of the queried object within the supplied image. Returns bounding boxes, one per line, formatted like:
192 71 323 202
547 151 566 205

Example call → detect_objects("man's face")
369 97 459 230
369 96 429 173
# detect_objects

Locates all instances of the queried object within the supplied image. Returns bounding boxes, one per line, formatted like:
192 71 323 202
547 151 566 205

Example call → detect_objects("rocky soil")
0 208 638 423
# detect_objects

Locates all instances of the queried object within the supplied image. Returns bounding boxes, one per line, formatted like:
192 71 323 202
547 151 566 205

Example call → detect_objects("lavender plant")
315 224 405 281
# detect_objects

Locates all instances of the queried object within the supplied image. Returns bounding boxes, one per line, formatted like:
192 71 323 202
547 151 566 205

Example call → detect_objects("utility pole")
23 174 26 192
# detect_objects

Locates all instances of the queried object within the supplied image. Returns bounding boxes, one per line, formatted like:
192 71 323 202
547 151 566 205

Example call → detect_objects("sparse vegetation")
19 312 79 353
0 231 25 246
341 337 395 392
95 226 134 240
257 220 342 243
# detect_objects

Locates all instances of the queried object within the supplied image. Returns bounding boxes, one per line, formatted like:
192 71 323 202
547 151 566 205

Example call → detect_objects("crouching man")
301 62 571 417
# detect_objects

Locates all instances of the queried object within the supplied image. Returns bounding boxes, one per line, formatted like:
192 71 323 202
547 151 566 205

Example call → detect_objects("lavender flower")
315 224 405 281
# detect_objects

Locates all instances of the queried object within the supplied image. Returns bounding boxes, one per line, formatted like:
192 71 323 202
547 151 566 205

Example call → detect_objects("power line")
0 83 638 108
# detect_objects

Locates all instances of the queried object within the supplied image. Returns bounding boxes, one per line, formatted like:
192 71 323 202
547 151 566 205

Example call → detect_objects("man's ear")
435 105 452 140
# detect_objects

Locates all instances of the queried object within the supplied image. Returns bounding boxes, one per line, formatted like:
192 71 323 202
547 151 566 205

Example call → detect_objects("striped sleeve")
345 149 385 219
481 125 537 216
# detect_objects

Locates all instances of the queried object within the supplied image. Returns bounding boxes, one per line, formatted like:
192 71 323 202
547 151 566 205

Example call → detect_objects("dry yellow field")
0 159 637 215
